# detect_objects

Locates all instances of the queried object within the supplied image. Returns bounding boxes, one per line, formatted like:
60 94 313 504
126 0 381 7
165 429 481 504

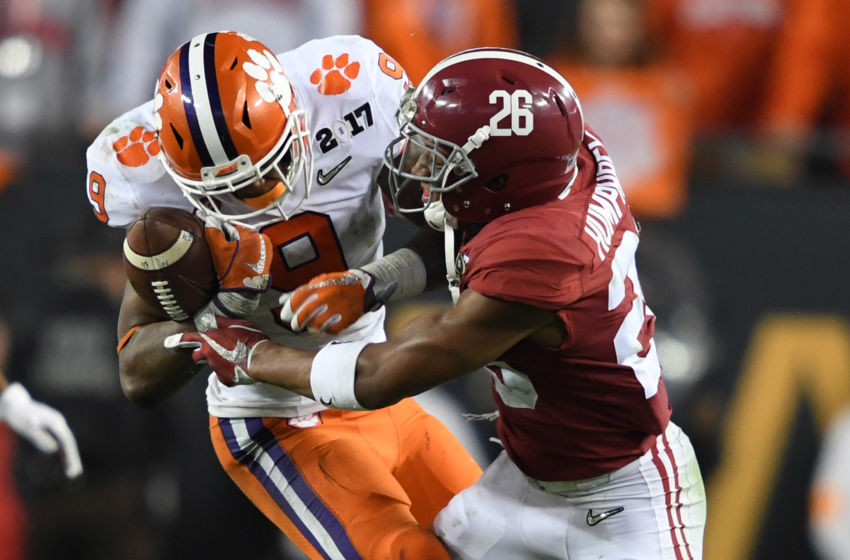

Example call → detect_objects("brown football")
123 207 218 321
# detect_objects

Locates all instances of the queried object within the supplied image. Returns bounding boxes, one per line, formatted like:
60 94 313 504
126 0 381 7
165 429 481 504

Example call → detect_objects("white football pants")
434 422 706 559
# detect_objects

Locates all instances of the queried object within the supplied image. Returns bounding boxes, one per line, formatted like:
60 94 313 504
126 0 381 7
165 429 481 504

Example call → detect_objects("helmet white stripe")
187 34 229 165
416 49 584 122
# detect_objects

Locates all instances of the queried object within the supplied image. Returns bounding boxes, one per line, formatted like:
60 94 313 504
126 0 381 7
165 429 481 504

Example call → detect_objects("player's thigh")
433 452 530 560
391 399 483 526
638 422 706 559
210 414 446 559
570 423 706 559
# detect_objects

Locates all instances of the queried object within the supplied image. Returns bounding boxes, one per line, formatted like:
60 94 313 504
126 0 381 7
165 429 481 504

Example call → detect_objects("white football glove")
0 383 83 479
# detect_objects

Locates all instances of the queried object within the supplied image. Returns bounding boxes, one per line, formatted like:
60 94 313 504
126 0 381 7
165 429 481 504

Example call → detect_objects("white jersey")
86 35 410 418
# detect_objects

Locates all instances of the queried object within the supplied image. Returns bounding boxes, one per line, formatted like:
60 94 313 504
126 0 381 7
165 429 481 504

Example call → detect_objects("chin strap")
461 125 492 155
444 220 460 304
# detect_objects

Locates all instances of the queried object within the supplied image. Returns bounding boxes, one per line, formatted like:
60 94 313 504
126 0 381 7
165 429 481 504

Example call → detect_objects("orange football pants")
209 398 482 559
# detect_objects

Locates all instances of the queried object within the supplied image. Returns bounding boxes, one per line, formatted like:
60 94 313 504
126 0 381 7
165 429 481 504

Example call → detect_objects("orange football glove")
197 217 272 322
280 270 397 334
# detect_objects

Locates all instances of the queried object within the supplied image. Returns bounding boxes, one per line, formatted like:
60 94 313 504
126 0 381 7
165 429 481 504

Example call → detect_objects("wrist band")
310 340 371 410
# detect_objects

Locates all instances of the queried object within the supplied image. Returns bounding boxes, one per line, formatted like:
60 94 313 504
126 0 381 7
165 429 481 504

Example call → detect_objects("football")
123 207 218 321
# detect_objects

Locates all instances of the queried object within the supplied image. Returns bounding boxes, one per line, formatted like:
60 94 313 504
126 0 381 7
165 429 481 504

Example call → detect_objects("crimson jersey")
458 130 671 481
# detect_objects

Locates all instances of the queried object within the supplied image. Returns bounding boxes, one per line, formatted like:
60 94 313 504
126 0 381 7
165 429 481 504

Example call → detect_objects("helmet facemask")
384 121 488 218
160 106 313 228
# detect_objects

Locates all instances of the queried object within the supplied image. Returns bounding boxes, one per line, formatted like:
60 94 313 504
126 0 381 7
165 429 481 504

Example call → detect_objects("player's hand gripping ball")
164 316 269 386
123 207 218 321
191 216 273 327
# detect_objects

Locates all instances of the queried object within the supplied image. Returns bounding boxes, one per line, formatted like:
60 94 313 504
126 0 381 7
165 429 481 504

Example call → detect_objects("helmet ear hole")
554 93 568 117
169 123 184 149
242 100 252 129
484 173 508 193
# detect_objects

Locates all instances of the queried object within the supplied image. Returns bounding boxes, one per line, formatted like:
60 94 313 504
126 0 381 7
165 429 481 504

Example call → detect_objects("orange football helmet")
154 31 313 226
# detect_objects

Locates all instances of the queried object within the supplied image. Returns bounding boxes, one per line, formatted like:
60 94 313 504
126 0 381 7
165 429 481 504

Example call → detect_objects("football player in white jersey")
85 31 481 559
169 47 708 559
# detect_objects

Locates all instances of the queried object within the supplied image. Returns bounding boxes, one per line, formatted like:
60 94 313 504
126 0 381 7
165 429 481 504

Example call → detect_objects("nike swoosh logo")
246 238 268 275
586 506 624 526
201 333 249 365
319 397 333 406
316 156 352 186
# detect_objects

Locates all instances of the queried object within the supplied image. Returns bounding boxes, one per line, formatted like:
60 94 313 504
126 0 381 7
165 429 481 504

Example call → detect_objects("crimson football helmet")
384 48 584 224
154 31 313 226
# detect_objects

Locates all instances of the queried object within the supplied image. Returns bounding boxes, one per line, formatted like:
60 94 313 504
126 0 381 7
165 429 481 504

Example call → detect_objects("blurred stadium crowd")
0 1 848 559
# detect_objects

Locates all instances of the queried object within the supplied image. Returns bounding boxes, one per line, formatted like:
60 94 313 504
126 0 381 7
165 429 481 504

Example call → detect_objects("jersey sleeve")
84 100 192 228
463 217 586 310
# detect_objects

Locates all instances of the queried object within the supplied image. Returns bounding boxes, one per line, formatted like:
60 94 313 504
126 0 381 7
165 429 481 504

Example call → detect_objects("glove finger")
191 348 209 365
203 214 225 230
222 221 242 241
42 414 83 479
285 286 312 313
290 294 320 332
23 427 60 454
309 313 344 335
299 304 331 332
300 305 336 334
278 292 296 323
163 332 203 350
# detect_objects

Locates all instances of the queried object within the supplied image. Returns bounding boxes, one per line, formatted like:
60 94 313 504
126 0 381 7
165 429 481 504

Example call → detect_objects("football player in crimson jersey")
170 47 708 559
86 32 483 559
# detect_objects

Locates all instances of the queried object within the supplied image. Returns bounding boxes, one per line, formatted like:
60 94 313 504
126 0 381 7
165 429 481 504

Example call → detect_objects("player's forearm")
249 307 473 409
247 343 314 397
119 321 202 407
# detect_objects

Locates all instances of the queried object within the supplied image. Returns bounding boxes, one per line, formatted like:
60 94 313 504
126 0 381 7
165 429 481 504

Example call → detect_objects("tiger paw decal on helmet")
113 126 160 167
242 47 295 109
310 53 360 95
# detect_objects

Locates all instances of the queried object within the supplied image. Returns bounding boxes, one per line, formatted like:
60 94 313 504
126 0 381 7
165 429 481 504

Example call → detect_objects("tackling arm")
117 282 204 407
229 289 559 409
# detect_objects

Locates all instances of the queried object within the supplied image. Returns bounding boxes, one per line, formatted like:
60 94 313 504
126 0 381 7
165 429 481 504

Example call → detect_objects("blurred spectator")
83 0 364 135
363 0 518 84
549 0 693 220
809 406 850 560
647 0 825 132
0 0 112 167
756 0 850 182
644 0 840 182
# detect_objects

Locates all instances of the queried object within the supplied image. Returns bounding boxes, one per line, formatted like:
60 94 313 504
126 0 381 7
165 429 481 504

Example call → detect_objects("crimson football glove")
164 316 269 386
280 270 397 334
194 217 273 329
